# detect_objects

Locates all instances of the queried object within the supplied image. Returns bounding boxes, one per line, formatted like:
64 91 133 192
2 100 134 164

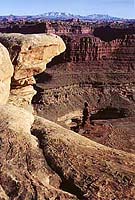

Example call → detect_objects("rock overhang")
0 33 66 110
0 33 66 80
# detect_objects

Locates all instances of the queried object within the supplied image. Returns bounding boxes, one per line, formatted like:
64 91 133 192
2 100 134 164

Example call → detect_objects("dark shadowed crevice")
32 85 44 105
30 181 38 200
91 106 128 120
44 154 85 200
35 72 52 83
60 178 84 200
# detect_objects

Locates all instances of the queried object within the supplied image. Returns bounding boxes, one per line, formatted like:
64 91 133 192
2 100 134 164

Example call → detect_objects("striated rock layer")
47 33 135 72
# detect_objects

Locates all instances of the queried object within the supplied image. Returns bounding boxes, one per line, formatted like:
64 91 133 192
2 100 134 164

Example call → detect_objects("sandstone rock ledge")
0 34 76 200
0 33 66 111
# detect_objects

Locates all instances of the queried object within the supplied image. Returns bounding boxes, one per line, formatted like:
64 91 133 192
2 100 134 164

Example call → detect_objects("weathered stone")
0 33 66 80
0 43 13 105
0 185 9 200
32 116 135 200
0 33 77 199
0 104 77 200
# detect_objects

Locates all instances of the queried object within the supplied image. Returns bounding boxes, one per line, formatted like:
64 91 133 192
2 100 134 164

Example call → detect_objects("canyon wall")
48 33 135 72
0 21 94 35
33 73 135 122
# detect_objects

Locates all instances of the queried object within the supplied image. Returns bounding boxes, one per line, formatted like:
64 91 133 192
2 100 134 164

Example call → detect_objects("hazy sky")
0 0 134 19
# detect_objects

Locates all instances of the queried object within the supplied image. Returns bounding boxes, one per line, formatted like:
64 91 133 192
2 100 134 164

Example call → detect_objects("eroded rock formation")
0 33 66 111
0 33 76 200
47 33 135 72
32 116 135 200
0 32 135 200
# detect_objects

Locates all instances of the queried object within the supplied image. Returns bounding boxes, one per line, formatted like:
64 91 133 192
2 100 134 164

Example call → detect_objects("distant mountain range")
0 12 131 22
37 12 122 21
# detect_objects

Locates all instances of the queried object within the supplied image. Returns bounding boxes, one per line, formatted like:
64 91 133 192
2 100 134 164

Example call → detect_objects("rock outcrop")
0 33 66 111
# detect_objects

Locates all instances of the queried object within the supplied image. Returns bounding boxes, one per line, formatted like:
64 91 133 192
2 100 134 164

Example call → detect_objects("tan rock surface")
0 33 66 110
0 43 13 105
32 116 135 200
0 104 77 200
0 33 66 80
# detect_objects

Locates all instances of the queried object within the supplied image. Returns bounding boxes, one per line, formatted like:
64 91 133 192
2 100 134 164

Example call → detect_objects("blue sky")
0 0 134 19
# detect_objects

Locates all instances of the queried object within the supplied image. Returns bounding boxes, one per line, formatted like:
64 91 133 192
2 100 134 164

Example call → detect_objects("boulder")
0 43 13 105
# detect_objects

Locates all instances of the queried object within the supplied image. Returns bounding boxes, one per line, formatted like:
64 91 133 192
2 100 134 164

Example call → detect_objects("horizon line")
0 12 134 20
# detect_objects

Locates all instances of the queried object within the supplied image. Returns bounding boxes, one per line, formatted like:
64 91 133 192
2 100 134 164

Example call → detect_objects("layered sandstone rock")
0 43 13 105
48 33 135 71
33 70 135 123
0 33 66 110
